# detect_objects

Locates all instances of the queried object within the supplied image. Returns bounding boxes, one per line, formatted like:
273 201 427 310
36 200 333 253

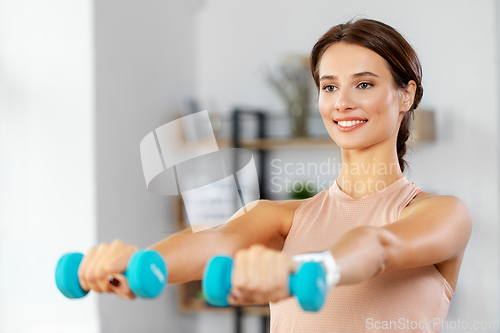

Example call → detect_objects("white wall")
0 0 98 332
196 0 500 331
94 1 197 332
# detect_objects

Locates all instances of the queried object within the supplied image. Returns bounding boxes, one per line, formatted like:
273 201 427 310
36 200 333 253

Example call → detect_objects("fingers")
268 252 291 303
98 241 137 293
78 246 96 291
78 240 137 299
254 249 273 304
231 247 249 303
94 243 113 293
106 244 138 300
229 245 293 306
79 245 108 293
108 274 136 300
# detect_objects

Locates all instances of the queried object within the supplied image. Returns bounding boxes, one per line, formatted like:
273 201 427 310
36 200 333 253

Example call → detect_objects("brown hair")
310 18 423 172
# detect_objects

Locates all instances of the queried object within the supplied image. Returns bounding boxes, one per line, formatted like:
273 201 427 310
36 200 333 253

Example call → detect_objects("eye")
358 82 373 89
322 85 337 92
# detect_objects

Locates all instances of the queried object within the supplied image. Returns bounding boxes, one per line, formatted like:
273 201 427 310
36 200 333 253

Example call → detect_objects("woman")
78 18 472 332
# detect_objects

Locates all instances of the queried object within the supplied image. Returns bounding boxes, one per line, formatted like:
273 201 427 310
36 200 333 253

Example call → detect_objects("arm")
148 199 292 284
328 195 473 285
78 198 295 300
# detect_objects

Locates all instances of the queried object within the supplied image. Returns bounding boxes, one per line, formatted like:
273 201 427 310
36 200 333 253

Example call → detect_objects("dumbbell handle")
55 249 167 299
202 255 327 311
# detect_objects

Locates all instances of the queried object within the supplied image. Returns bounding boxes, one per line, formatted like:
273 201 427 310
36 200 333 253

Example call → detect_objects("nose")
334 88 355 112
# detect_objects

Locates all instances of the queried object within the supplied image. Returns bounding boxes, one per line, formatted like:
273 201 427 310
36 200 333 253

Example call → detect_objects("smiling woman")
264 18 471 332
71 17 472 333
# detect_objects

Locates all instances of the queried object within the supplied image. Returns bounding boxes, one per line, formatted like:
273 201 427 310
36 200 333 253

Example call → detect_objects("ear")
400 80 417 113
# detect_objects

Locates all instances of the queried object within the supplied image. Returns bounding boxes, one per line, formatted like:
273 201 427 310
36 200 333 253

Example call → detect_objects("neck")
336 139 403 199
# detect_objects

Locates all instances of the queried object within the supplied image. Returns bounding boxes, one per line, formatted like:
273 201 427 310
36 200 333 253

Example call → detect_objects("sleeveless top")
269 176 454 333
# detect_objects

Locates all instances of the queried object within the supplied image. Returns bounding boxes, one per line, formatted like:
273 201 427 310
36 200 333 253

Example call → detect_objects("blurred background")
0 0 498 332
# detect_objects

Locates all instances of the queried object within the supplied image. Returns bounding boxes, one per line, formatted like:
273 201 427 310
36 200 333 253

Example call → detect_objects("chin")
337 143 367 150
332 138 370 150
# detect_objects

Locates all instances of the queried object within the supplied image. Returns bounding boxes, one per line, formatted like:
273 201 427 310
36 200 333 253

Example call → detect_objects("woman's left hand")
228 244 299 306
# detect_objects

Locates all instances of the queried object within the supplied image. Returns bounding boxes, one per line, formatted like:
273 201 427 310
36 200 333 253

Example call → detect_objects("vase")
289 103 309 137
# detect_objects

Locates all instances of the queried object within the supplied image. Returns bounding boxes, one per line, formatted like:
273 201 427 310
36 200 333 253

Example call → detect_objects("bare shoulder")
268 197 314 238
226 198 311 236
401 191 473 248
404 192 469 214
233 198 313 240
218 198 313 251
402 191 470 220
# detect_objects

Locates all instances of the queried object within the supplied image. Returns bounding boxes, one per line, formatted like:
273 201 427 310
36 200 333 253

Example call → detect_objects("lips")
333 117 368 122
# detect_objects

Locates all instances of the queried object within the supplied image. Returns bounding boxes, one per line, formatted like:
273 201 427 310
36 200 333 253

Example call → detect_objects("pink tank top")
270 176 454 333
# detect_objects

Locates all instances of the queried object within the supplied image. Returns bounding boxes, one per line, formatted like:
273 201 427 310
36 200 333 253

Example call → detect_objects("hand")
77 240 138 300
228 244 299 306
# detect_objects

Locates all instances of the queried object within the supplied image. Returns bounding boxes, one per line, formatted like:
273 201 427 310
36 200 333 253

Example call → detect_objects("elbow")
356 226 392 277
366 226 389 277
333 226 391 284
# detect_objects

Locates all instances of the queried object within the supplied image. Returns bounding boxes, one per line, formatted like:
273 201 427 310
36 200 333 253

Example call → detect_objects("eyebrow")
319 71 380 81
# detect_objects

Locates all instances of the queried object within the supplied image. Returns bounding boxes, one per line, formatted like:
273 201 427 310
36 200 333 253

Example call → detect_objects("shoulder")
228 198 309 229
402 192 472 243
269 197 315 238
404 191 470 216
242 197 314 240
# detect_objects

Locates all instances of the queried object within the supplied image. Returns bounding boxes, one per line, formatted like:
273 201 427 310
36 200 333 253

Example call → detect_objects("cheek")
361 89 398 119
318 94 331 117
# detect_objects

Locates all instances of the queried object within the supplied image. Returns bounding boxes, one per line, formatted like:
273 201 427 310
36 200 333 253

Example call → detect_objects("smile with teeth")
336 120 367 127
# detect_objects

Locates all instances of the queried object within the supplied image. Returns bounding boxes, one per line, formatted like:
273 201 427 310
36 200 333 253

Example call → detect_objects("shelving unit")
178 278 270 315
174 109 320 333
215 136 336 149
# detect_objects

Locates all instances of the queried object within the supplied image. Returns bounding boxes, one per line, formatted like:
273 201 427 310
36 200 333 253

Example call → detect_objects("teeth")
337 120 367 127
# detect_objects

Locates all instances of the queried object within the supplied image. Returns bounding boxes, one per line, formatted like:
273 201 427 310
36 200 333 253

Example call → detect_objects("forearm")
147 227 237 284
146 200 287 285
328 226 389 285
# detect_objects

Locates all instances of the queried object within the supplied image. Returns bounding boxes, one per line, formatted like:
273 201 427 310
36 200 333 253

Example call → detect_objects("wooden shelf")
216 136 336 149
176 108 435 150
178 279 269 316
177 135 337 151
175 113 337 150
178 280 233 313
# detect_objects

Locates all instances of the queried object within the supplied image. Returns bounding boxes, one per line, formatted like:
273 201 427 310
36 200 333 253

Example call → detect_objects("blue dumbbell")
55 249 167 299
202 255 327 311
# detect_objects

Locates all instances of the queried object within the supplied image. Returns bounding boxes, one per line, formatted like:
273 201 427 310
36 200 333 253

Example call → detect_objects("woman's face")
317 42 412 150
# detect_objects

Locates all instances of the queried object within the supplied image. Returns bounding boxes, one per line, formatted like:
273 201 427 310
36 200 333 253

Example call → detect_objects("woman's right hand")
77 239 138 300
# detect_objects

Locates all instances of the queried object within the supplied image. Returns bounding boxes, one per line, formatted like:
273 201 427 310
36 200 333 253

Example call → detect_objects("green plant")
265 55 315 137
289 180 317 199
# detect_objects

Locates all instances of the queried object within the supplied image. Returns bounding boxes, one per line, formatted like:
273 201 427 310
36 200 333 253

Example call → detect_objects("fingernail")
109 276 120 287
230 290 241 299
